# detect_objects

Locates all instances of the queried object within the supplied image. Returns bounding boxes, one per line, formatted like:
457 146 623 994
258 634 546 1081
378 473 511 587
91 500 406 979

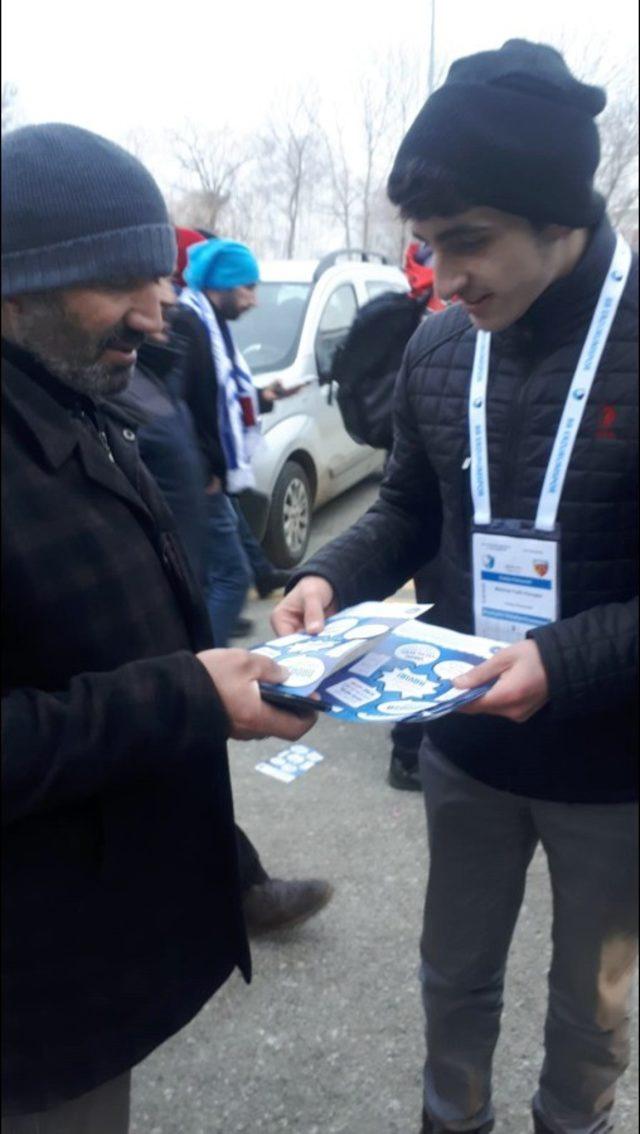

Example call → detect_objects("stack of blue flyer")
254 601 505 723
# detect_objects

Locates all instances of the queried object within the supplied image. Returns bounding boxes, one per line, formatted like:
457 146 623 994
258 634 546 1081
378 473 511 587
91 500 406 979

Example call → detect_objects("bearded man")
1 122 315 1132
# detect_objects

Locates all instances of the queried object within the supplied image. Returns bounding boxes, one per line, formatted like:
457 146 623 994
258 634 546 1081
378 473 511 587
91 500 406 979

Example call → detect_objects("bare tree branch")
169 123 252 232
351 48 428 260
596 93 639 236
556 41 638 241
358 69 396 248
122 127 151 163
323 123 359 247
258 93 324 257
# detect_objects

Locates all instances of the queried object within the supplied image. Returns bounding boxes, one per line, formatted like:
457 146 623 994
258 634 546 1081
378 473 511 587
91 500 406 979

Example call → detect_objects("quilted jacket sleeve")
294 352 443 608
529 596 638 719
2 652 230 826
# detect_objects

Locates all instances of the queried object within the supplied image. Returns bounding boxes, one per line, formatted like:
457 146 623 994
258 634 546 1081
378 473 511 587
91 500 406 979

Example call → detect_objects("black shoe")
255 569 293 599
532 1112 554 1134
242 878 334 935
231 616 254 638
388 752 422 792
421 1112 494 1134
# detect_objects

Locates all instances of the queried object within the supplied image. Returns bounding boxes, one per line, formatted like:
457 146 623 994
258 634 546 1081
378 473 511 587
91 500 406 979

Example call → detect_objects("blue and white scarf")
179 288 262 492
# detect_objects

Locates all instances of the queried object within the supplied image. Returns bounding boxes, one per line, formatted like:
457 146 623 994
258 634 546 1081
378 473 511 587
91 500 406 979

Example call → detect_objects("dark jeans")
391 721 425 771
201 492 252 647
232 497 274 586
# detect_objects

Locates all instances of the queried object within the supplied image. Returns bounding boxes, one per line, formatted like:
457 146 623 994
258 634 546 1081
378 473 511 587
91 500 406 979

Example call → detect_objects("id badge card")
472 519 560 643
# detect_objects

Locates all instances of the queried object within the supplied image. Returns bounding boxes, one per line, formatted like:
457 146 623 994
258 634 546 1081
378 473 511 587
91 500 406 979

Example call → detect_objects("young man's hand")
453 639 549 722
271 576 336 636
196 648 317 740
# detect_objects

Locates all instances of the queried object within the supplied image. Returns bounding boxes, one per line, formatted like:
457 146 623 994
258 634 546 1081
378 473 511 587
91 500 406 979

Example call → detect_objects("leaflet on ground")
253 601 506 723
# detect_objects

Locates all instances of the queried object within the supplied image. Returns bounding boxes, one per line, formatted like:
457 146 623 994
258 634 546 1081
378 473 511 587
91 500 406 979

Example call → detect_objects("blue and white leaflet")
254 602 505 724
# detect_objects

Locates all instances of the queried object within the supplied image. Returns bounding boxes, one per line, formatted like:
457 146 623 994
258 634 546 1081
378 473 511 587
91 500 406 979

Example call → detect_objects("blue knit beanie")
184 239 260 291
1 123 176 297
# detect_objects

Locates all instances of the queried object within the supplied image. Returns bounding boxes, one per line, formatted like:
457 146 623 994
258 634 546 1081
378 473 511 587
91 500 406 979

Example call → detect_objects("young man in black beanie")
273 40 638 1134
1 123 316 1131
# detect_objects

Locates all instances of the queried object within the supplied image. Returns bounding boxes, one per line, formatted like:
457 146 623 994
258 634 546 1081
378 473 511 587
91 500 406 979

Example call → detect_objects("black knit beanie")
1 123 176 297
388 39 607 227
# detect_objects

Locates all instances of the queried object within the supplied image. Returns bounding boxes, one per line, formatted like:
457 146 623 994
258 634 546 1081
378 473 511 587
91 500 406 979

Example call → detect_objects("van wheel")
263 460 312 567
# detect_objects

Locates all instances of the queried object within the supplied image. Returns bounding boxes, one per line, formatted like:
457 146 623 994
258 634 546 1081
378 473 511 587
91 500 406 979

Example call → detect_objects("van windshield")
233 282 311 374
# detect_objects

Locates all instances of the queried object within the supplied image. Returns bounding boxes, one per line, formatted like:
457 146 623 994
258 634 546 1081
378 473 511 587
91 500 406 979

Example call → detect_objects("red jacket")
404 241 447 312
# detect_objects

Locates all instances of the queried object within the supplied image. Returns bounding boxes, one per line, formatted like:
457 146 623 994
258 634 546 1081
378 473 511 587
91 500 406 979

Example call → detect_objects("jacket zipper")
97 429 116 463
74 406 116 463
497 353 534 518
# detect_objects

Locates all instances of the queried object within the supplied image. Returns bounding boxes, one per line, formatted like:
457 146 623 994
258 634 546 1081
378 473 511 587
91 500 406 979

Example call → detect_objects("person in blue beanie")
172 235 298 645
185 237 299 616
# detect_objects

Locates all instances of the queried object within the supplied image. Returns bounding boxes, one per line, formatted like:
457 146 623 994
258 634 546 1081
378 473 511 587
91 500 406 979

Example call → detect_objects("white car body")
233 255 408 564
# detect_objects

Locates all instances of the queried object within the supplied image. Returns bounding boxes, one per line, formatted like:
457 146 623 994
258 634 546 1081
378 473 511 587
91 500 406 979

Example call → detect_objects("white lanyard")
469 234 632 532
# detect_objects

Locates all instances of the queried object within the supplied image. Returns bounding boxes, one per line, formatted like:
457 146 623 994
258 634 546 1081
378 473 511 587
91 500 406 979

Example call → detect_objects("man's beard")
217 294 242 321
10 293 145 397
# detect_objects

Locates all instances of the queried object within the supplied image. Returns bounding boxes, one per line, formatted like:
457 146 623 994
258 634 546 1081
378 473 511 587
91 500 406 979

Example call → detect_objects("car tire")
262 460 312 568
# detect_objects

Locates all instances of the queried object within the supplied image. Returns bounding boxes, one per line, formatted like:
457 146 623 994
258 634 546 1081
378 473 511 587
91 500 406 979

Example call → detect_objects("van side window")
315 284 358 379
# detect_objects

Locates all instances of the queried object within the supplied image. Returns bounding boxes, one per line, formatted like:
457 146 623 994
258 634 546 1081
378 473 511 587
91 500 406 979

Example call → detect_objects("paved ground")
131 476 638 1134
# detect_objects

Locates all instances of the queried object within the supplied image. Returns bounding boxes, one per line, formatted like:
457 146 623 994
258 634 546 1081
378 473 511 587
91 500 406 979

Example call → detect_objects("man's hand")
205 475 222 495
261 379 303 402
453 639 549 723
196 648 317 740
271 576 336 637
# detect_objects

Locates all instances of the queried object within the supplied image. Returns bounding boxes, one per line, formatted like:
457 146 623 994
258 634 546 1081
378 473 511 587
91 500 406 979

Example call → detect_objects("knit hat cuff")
389 51 607 228
2 223 177 297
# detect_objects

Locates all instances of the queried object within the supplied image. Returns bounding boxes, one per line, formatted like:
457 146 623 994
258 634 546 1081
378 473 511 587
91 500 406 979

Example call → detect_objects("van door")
313 283 371 484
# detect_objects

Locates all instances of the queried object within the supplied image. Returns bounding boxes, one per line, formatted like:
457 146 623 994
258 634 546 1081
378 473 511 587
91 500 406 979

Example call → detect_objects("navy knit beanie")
1 123 177 297
388 39 607 227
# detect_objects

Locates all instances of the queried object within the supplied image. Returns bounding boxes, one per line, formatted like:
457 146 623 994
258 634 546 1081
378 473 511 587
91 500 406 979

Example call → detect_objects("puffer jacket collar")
497 218 617 357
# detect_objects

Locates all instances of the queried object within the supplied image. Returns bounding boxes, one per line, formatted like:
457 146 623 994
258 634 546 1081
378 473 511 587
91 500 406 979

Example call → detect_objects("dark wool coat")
1 340 250 1115
107 337 209 582
298 220 638 804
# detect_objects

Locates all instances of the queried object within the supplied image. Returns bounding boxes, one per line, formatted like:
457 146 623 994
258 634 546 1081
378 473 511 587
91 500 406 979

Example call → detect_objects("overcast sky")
3 0 638 187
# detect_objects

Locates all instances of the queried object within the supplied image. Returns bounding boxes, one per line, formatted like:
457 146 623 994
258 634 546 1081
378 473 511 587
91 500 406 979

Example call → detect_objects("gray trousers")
419 741 638 1134
1 1073 130 1134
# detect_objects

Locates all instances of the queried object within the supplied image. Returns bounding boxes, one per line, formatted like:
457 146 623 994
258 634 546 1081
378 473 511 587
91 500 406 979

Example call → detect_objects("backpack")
331 291 426 451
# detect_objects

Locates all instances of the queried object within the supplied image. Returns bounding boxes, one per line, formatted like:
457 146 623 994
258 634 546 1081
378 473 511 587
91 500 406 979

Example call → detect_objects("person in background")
172 233 295 642
188 230 296 620
177 227 295 611
403 240 448 313
173 225 207 292
108 277 208 578
105 278 334 938
330 240 448 791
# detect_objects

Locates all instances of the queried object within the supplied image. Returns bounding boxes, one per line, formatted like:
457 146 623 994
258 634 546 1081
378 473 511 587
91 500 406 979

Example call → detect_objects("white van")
233 250 408 567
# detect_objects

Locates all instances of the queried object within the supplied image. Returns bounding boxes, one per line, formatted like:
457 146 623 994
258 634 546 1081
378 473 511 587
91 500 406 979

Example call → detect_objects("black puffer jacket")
299 220 638 803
